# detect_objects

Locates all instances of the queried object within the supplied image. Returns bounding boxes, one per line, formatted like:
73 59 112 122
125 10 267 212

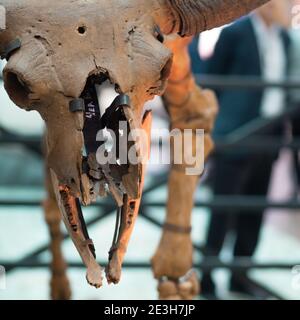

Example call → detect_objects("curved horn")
157 0 270 36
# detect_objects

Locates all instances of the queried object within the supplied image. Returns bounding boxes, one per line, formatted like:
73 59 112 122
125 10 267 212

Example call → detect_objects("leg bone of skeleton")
151 35 218 300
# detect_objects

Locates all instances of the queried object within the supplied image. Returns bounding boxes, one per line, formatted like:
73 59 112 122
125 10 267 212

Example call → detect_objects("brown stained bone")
106 110 152 284
44 168 71 300
51 172 103 288
151 36 218 300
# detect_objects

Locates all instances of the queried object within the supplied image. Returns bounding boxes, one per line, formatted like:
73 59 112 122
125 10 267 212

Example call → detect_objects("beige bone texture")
0 0 269 292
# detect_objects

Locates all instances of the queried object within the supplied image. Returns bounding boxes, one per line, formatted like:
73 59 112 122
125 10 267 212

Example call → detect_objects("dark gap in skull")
129 202 135 211
77 25 87 35
80 72 121 159
154 26 164 43
79 73 133 206
5 71 32 108
80 73 109 155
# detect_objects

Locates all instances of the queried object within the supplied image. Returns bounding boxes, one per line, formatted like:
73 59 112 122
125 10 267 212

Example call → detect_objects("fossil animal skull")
0 0 269 288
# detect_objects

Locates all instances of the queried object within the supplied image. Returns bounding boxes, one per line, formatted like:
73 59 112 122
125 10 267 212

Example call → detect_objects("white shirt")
251 14 286 118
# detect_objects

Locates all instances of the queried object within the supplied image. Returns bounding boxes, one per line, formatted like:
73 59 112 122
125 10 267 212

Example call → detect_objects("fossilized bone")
0 0 269 296
44 166 71 300
152 35 218 300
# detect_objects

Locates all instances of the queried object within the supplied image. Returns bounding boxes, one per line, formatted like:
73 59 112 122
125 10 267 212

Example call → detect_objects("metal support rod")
1 259 298 271
196 75 300 90
144 197 300 211
216 138 300 152
216 104 300 148
1 196 300 211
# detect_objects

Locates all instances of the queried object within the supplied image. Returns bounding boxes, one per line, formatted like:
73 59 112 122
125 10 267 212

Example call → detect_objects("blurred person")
290 1 300 82
289 1 300 191
192 0 291 297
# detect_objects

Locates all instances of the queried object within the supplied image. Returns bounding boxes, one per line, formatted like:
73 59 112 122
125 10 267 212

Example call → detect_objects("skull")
0 0 269 288
0 0 174 197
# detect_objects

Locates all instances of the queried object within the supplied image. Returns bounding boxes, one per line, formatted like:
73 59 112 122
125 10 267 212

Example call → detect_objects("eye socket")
4 71 32 108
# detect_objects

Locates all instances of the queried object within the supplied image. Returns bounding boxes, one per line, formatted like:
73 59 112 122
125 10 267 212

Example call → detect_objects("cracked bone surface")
0 0 269 290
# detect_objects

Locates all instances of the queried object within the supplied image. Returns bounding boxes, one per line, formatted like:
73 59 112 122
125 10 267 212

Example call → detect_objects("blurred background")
1 0 300 300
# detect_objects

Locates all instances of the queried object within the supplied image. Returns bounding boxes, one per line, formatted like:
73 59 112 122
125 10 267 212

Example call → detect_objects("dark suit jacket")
190 17 290 139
